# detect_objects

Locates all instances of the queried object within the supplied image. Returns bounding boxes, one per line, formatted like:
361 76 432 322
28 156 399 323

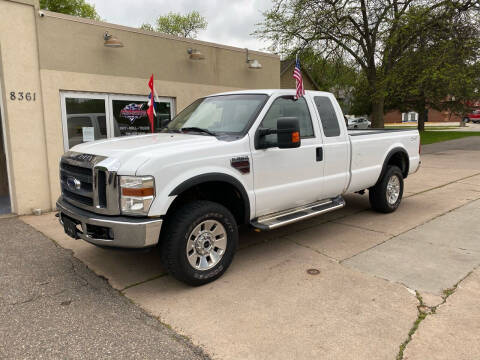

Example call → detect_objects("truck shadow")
22 193 372 291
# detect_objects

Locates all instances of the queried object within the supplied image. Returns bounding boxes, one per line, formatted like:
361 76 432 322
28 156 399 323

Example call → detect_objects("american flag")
293 57 305 99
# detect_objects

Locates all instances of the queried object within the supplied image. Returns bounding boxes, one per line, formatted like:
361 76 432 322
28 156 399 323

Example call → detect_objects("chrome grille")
60 161 94 206
60 152 120 215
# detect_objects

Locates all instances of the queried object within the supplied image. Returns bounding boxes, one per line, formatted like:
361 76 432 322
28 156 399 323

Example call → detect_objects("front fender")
148 167 254 219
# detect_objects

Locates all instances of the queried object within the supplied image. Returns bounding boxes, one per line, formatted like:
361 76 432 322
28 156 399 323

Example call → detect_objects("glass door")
0 95 11 214
60 92 108 150
0 80 12 214
109 94 175 137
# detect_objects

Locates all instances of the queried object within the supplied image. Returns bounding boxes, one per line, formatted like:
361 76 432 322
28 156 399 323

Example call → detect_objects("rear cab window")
313 96 341 137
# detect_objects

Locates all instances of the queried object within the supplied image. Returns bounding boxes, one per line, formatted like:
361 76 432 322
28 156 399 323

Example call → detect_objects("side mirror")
277 117 301 148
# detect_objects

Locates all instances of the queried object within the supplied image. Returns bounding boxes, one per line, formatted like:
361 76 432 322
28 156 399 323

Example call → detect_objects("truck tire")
369 166 404 213
160 200 238 286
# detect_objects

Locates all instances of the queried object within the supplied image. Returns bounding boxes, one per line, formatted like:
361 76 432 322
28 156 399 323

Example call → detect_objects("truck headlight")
119 176 155 216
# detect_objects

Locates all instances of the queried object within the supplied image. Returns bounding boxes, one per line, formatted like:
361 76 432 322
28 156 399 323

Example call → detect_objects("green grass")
420 131 480 145
385 125 459 130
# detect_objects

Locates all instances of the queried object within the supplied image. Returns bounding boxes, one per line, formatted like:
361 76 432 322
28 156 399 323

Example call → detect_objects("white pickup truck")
57 90 420 285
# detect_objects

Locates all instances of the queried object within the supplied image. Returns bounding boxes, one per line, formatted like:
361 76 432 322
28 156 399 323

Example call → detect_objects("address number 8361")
9 91 37 101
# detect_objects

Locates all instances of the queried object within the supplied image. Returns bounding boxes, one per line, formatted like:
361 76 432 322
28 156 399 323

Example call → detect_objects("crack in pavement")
120 273 168 292
396 265 480 360
9 295 42 306
330 220 394 236
283 235 339 263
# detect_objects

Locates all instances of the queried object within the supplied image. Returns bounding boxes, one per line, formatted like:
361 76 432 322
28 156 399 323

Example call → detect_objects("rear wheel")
160 200 238 286
369 166 404 213
463 117 470 123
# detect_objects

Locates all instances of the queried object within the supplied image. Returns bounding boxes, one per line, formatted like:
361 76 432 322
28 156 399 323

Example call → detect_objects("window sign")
112 100 172 136
82 127 95 142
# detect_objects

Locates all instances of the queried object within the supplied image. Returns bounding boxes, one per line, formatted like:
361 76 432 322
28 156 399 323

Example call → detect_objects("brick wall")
384 108 462 123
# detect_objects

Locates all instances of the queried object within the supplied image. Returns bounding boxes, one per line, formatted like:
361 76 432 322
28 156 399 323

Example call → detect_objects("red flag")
147 74 155 133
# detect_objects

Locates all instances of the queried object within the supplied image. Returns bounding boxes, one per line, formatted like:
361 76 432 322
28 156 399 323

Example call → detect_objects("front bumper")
56 197 162 248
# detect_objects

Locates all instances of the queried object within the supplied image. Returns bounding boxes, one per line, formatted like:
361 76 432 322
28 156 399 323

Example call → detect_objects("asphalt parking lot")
15 136 480 359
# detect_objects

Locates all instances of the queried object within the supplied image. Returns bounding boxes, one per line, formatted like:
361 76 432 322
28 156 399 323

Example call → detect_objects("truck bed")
345 128 420 193
347 128 416 136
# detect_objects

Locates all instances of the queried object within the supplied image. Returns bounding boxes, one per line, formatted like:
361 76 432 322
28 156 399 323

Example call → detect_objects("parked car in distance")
463 110 480 123
348 117 371 129
56 90 420 286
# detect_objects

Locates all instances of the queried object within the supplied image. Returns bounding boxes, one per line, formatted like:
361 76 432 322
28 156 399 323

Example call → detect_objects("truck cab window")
314 96 340 137
260 96 314 141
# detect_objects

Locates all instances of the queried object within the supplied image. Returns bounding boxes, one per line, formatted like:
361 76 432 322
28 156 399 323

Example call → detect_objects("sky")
90 0 274 51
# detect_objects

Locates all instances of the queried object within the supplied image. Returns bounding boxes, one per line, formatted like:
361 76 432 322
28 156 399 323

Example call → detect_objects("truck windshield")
166 94 268 135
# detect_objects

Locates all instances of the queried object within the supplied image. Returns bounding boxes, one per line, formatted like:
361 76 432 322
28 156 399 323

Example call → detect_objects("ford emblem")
67 176 81 190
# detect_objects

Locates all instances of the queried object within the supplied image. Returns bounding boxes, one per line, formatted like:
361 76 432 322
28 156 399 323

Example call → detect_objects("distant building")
384 109 461 123
280 60 319 91
384 97 480 123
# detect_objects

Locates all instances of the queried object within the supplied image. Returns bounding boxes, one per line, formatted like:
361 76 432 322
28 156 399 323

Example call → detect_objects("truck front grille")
60 161 95 206
59 152 119 215
62 188 94 206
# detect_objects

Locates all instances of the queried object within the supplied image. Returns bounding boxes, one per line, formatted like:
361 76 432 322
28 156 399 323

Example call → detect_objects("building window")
63 95 108 149
61 92 175 150
401 112 418 122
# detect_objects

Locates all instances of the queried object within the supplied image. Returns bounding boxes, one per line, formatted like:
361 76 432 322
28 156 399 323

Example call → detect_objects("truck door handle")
316 147 323 161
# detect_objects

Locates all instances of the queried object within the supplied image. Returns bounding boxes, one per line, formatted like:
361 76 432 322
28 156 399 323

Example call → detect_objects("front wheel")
463 117 470 123
160 200 238 286
369 166 404 213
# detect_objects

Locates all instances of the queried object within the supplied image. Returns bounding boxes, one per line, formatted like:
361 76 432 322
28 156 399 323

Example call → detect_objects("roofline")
40 10 279 59
280 59 321 90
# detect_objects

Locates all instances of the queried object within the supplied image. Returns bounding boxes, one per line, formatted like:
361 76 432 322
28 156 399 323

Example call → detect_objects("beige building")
0 0 280 215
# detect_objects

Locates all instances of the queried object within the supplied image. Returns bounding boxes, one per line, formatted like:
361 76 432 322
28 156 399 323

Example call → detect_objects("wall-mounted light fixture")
104 31 124 48
246 48 262 69
187 48 205 60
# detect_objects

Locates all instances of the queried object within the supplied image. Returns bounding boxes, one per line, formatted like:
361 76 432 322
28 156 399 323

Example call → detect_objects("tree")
350 73 373 116
40 0 100 20
385 8 480 130
140 11 207 38
140 23 155 32
299 50 360 113
255 0 478 128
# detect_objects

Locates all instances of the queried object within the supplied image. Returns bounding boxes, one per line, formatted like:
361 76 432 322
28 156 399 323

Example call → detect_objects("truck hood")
70 133 220 174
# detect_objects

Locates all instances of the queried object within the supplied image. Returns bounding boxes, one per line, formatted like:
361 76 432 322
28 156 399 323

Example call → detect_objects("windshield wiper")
160 128 181 133
181 127 216 136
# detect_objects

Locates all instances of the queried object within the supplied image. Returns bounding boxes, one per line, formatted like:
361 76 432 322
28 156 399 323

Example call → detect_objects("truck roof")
210 89 334 97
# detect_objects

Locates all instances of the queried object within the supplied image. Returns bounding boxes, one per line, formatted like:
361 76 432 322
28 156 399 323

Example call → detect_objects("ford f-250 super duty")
57 90 420 285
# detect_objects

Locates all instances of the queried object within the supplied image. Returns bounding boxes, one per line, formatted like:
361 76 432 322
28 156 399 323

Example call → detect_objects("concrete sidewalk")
20 137 480 359
0 217 209 359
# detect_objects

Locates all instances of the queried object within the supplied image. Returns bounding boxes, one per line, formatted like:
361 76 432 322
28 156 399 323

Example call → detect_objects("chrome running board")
251 196 346 230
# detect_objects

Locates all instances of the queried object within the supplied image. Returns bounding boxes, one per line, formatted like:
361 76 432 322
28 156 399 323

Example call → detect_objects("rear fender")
376 147 409 185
